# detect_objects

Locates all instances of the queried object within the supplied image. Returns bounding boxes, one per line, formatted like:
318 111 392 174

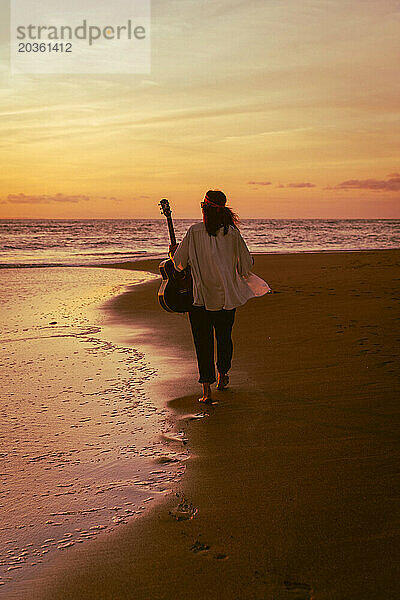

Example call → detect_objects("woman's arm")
171 229 190 271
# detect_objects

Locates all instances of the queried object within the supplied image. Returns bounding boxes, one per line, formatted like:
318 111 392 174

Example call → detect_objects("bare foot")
217 373 229 390
198 383 212 403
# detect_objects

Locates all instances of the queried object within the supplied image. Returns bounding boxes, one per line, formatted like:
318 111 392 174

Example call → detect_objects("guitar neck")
166 215 177 247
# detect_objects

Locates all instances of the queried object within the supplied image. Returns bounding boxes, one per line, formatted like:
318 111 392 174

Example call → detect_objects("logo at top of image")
16 20 147 46
10 0 151 74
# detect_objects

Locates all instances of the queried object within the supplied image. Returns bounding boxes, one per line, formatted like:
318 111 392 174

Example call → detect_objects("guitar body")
158 258 193 313
157 200 194 313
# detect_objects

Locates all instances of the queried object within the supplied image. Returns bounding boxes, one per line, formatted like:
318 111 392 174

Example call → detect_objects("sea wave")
1 219 399 266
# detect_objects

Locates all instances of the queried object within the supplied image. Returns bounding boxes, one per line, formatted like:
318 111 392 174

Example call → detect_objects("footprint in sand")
282 580 313 599
179 412 208 421
169 496 198 521
190 540 210 553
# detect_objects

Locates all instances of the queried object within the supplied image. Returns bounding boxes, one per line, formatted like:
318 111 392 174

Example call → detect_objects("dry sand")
32 250 400 600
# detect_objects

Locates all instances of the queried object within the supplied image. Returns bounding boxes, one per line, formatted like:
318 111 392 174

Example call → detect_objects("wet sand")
26 250 400 599
0 268 187 597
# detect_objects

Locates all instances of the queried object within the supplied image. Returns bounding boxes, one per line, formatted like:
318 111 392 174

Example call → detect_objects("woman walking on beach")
170 190 271 403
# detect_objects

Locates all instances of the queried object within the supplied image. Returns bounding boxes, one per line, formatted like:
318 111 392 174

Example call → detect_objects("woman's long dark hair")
202 190 239 236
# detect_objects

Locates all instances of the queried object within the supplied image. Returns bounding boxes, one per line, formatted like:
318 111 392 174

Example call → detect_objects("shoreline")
1 245 400 270
19 250 400 599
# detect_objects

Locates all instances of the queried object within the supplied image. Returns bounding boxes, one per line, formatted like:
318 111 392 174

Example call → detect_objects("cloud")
249 181 317 189
286 182 316 188
6 193 91 204
248 181 272 186
136 80 159 89
131 103 268 126
329 175 400 191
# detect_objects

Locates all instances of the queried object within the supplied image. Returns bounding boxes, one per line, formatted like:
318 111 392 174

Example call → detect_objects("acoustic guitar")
158 198 193 313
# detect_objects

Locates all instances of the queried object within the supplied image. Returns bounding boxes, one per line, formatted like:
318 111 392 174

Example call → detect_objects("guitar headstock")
159 198 172 218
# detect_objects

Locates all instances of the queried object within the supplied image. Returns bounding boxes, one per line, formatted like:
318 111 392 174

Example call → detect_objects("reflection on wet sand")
0 268 187 594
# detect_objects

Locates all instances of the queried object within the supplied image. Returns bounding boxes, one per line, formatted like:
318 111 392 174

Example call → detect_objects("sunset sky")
0 0 399 219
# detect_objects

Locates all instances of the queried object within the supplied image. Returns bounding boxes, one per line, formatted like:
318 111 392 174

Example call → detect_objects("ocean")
1 219 399 267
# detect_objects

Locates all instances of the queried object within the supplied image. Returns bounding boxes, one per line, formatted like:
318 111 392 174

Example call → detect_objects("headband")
203 196 225 209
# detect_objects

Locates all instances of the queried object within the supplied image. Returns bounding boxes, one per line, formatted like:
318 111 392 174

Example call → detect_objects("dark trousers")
188 305 236 384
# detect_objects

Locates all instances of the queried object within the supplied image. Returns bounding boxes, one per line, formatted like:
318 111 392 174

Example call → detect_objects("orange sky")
1 0 399 218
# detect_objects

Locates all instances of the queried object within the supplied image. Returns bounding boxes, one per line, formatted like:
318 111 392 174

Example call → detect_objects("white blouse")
172 222 271 311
